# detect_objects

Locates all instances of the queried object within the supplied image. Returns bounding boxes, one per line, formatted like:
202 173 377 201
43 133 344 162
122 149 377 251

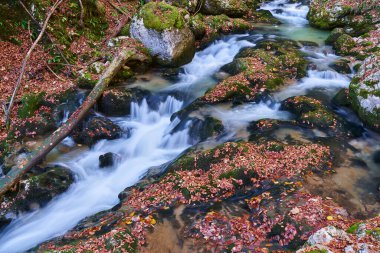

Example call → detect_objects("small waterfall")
261 0 309 26
215 101 292 127
167 35 256 93
0 34 254 253
275 69 350 100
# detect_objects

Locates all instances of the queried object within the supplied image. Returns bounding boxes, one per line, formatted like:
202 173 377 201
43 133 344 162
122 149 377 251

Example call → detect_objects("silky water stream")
0 0 379 252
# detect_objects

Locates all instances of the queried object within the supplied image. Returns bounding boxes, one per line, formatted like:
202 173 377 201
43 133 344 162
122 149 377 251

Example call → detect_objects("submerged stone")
99 152 121 168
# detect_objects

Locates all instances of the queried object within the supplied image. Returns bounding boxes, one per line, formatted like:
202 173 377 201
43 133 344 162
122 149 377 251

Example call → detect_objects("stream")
0 0 379 252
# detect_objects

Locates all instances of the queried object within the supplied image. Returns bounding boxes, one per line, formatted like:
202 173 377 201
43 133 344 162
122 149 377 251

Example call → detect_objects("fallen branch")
106 0 129 16
5 0 64 126
0 46 136 196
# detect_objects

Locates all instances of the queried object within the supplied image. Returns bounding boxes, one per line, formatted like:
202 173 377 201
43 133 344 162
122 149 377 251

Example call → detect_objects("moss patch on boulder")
139 2 187 32
349 54 380 131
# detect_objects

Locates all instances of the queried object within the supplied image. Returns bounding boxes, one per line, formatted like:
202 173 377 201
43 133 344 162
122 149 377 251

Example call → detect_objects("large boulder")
130 2 195 67
99 88 149 116
307 0 379 34
72 116 123 146
201 0 249 17
349 54 380 131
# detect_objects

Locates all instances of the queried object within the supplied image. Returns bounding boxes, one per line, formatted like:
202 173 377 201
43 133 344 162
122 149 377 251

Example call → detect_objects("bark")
0 47 136 196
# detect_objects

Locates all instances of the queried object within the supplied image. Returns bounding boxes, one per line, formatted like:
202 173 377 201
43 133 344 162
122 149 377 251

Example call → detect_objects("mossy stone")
139 2 186 32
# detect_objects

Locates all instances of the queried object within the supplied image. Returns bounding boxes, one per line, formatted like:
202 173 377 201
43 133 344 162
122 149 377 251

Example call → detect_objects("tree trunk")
0 47 136 196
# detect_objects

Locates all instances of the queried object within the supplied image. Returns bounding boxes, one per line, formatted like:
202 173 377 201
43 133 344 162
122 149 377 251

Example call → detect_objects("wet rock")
281 96 339 130
99 88 149 116
373 150 380 164
99 152 121 168
201 0 249 17
329 59 351 74
0 216 11 232
171 116 224 143
299 40 319 47
130 2 195 67
10 166 73 213
332 34 356 56
202 40 307 104
189 14 253 45
189 14 206 40
72 116 123 146
349 55 380 132
333 88 351 107
249 9 280 24
325 28 345 45
11 107 57 140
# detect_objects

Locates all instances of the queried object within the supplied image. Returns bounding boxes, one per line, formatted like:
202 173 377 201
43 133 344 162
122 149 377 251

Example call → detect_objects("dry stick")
106 0 128 16
19 1 70 66
46 63 66 81
0 46 136 196
5 0 64 126
78 0 84 28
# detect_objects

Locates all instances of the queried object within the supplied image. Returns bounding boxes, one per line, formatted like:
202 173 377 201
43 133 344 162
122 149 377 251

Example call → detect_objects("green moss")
77 74 97 89
18 92 46 119
305 250 328 253
139 2 186 31
346 222 361 233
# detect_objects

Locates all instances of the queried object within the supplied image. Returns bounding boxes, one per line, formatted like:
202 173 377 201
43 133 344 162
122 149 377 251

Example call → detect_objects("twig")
27 20 33 43
106 0 128 16
19 1 70 66
5 0 64 126
78 0 84 28
46 63 65 81
193 0 204 16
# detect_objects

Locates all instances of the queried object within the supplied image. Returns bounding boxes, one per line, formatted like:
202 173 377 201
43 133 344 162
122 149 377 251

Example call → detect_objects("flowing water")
0 0 379 252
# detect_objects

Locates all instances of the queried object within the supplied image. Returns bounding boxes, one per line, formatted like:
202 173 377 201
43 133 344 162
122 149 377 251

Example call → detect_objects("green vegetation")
18 92 46 119
139 2 186 31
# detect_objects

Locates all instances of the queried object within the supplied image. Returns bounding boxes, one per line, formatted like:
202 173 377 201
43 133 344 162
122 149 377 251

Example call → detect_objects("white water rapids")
0 35 255 253
0 1 354 252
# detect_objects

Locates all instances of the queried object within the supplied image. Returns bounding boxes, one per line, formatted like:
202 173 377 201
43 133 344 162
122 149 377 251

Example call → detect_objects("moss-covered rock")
325 28 345 45
98 88 149 116
201 0 249 17
200 39 307 104
77 72 97 89
17 92 46 119
333 88 351 107
72 116 123 146
349 54 380 131
130 2 195 67
171 115 224 143
1 166 73 214
307 0 379 34
329 59 351 74
281 96 340 130
189 14 253 45
249 9 280 24
333 34 356 56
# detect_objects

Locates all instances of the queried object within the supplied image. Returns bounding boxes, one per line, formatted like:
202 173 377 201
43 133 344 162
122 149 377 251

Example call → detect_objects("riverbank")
0 0 379 252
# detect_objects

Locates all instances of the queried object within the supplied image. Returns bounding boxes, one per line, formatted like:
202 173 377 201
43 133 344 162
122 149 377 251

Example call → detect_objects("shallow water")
0 0 379 252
